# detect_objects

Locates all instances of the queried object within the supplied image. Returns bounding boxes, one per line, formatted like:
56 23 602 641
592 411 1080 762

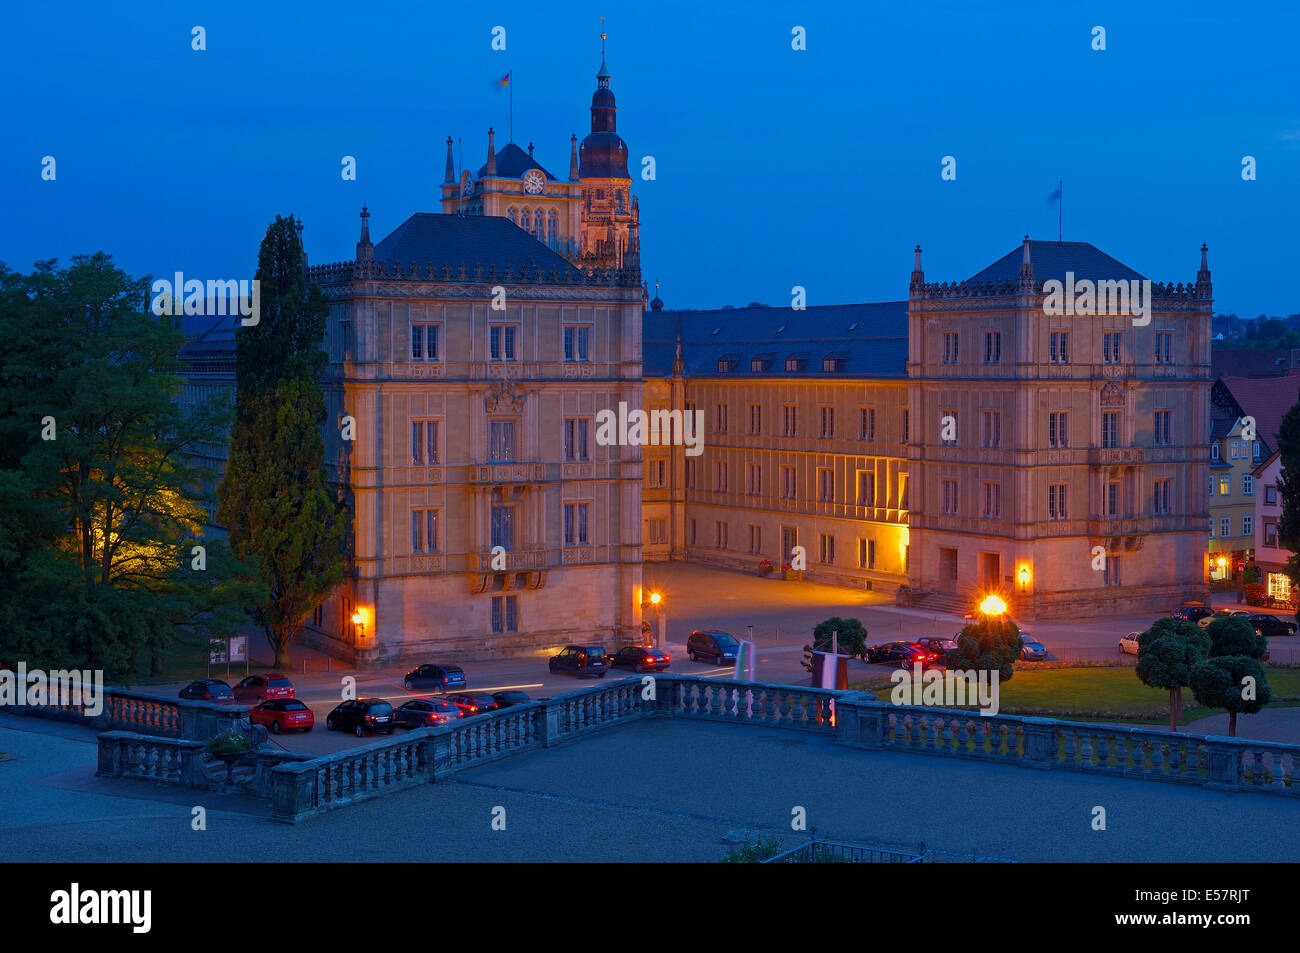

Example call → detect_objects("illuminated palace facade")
643 240 1214 620
295 55 647 664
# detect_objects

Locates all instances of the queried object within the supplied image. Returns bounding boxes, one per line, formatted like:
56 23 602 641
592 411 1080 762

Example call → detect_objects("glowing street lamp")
979 594 1007 617
1017 564 1031 592
351 608 367 641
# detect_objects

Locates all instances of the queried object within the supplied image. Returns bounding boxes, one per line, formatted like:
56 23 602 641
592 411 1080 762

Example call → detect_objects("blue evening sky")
2 0 1297 317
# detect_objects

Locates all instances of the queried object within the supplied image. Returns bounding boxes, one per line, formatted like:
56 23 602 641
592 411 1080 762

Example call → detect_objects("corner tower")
578 30 639 270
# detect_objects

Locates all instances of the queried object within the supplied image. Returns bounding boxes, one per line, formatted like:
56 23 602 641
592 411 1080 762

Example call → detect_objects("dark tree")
1134 618 1211 730
218 217 348 668
1274 393 1300 625
1205 615 1268 660
1189 656 1271 737
812 617 868 660
948 614 1022 683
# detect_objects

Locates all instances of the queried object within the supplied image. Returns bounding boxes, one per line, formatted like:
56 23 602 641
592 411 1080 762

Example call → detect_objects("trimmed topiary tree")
1135 617 1211 730
1205 614 1269 660
1189 655 1271 737
812 617 868 660
948 614 1021 684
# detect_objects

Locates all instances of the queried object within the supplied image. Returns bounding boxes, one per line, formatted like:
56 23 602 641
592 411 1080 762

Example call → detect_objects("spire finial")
1201 242 1209 270
486 127 496 176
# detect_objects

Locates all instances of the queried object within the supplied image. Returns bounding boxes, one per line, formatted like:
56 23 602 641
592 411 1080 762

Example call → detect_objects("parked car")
686 631 740 665
1118 631 1142 656
608 645 672 673
325 698 395 737
1247 614 1297 637
446 692 500 716
1019 634 1048 661
402 664 467 692
866 642 936 666
491 690 532 708
1171 603 1213 623
232 673 295 703
917 637 959 658
1199 608 1251 629
548 645 610 678
178 679 236 704
393 698 463 728
249 698 314 734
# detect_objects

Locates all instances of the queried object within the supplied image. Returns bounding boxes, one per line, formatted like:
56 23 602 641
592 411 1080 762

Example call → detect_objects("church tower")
578 31 639 271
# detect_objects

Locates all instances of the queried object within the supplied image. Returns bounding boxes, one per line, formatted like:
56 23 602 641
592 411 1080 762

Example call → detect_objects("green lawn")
851 665 1300 727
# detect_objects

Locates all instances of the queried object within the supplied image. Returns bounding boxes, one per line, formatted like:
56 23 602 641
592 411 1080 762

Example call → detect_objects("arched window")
507 207 517 224
520 208 531 232
548 210 558 244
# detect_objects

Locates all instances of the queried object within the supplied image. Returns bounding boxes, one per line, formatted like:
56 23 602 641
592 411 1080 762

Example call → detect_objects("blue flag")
1047 182 1062 205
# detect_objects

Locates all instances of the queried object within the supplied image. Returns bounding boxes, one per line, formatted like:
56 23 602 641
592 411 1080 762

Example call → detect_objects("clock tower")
577 38 639 270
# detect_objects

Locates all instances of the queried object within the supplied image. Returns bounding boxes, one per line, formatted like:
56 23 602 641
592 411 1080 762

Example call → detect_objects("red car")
445 693 499 717
249 699 315 734
232 673 295 703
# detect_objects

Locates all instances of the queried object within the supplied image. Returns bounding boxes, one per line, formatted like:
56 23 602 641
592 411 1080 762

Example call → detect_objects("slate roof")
1212 348 1300 380
969 240 1146 285
179 312 239 366
373 213 580 277
1218 372 1300 449
477 142 559 180
643 302 909 379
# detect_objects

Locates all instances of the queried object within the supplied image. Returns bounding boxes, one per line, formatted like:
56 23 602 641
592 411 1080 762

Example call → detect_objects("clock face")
523 170 545 194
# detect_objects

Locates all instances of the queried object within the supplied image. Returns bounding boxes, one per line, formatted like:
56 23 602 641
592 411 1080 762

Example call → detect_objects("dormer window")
717 358 736 373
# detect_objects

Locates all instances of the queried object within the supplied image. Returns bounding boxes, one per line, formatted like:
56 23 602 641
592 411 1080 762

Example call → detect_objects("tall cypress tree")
218 217 348 668
1275 392 1300 623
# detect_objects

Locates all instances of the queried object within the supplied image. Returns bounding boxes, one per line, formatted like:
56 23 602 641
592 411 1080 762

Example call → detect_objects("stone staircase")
913 591 974 618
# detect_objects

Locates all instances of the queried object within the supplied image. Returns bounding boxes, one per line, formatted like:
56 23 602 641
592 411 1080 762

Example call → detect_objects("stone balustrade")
7 685 250 741
95 731 312 797
69 675 1295 825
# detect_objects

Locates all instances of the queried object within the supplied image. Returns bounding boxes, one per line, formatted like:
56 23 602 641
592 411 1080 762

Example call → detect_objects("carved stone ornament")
1099 380 1126 407
484 376 526 413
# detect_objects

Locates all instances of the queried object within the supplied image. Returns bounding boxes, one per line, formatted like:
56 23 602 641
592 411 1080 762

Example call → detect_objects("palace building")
644 240 1215 620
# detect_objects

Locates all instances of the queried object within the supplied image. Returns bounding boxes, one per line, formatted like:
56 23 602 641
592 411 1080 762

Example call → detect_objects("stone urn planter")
783 569 804 581
206 731 255 787
757 560 775 577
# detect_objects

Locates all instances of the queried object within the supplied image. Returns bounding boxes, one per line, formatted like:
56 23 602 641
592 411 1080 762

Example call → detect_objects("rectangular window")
1050 330 1069 364
820 406 834 439
983 331 1002 364
1049 411 1069 449
1103 331 1122 364
1243 474 1254 495
1104 556 1121 587
1152 479 1171 515
647 458 666 488
1243 514 1254 537
1102 411 1120 449
1266 485 1278 504
490 504 513 551
900 473 909 509
491 595 518 633
714 460 728 492
818 467 834 503
981 410 1001 449
819 533 835 565
982 482 1000 519
715 521 728 550
941 478 958 515
748 525 761 554
411 323 439 361
1254 441 1262 460
564 502 590 546
1221 516 1231 537
941 409 958 446
1218 475 1230 495
1266 523 1278 547
684 459 697 490
1154 410 1172 446
782 404 797 437
902 408 909 443
1048 483 1068 521
1107 482 1120 517
748 403 762 435
688 518 697 546
781 465 796 499
489 325 517 361
490 420 515 462
782 526 798 563
1154 331 1173 364
1211 443 1219 460
563 325 590 362
858 471 875 506
564 418 590 462
714 402 729 434
747 463 761 496
859 406 876 441
942 332 959 364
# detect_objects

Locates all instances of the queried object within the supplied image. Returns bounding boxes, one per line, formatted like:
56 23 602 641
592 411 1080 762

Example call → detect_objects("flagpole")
509 70 513 143
1058 180 1063 242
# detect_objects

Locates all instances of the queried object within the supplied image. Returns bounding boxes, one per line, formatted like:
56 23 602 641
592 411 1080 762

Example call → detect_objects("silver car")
1118 631 1142 656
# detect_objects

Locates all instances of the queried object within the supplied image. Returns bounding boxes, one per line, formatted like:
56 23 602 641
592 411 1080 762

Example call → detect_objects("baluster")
1251 750 1265 787
1270 752 1286 792
1150 742 1164 777
938 718 953 751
